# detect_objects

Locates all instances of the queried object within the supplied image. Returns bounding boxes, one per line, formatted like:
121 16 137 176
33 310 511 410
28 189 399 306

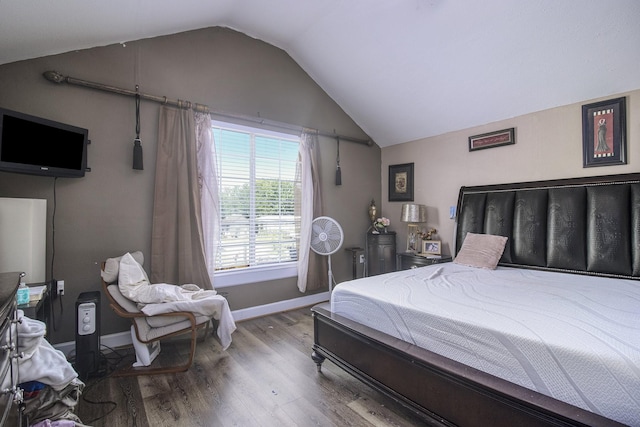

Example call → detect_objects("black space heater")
75 291 101 380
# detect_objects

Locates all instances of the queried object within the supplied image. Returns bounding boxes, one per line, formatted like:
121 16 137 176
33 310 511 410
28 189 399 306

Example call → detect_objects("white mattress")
331 262 640 426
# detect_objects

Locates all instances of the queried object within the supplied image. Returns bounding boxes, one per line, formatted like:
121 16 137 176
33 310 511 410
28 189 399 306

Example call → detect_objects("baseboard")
55 329 132 358
231 291 329 322
54 291 330 357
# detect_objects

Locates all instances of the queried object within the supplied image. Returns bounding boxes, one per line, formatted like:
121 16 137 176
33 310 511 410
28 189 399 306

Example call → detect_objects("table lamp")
400 203 427 253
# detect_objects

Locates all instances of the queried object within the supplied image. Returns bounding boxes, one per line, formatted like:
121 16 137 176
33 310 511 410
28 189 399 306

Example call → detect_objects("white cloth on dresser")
1 311 78 391
331 262 640 427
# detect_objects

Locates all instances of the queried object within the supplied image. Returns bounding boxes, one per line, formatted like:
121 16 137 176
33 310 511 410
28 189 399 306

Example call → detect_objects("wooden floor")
75 306 430 427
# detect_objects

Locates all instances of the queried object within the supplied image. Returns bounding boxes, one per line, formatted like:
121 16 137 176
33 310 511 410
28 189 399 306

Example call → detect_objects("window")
209 121 300 275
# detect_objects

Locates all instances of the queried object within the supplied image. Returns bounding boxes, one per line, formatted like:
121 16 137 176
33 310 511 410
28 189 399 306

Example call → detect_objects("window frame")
209 119 301 287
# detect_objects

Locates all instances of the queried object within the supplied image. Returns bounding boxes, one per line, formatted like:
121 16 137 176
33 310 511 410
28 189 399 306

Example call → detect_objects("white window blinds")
211 121 300 271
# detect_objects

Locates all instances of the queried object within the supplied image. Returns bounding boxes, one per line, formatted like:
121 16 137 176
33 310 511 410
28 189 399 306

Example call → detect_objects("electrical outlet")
359 254 365 264
57 280 65 296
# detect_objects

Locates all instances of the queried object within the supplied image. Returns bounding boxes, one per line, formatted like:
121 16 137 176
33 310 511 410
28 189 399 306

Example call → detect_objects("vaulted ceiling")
2 0 639 147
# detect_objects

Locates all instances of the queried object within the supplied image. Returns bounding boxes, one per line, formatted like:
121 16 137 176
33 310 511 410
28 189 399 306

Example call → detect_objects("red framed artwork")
468 128 515 151
582 97 626 168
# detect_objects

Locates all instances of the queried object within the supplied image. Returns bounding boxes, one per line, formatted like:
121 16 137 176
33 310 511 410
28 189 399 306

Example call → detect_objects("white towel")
15 310 47 358
1 311 78 391
17 339 79 390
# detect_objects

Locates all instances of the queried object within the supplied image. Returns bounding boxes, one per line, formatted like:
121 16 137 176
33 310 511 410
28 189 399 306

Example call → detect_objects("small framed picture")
422 240 441 255
469 128 515 152
388 163 414 202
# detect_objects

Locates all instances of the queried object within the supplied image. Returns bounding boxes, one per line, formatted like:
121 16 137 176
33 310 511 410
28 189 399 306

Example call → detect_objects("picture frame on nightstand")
422 240 441 255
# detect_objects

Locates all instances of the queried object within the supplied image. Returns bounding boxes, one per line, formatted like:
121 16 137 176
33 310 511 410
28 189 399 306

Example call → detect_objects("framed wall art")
388 163 414 202
422 240 441 255
582 97 627 168
468 128 515 151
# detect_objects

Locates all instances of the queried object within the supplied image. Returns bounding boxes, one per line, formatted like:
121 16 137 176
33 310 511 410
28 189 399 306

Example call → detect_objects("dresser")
366 231 396 276
0 272 24 426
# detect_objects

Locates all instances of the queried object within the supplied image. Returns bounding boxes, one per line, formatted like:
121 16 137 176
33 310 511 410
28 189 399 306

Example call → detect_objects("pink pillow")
454 233 508 269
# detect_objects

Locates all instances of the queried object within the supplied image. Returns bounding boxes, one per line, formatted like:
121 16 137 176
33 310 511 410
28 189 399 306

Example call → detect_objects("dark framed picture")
582 97 626 168
469 128 515 151
388 163 414 202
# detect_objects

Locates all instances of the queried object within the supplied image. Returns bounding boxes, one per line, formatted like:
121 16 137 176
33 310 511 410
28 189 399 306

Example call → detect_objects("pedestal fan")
310 216 344 292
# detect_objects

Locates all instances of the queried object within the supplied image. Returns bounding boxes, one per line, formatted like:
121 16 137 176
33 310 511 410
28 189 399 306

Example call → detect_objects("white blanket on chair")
118 252 236 350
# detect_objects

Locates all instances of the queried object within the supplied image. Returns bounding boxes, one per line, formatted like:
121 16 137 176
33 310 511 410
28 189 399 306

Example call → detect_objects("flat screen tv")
0 107 88 178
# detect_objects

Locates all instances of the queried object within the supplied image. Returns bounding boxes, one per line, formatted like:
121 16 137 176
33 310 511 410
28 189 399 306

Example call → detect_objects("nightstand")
366 231 396 276
397 252 452 270
17 283 49 327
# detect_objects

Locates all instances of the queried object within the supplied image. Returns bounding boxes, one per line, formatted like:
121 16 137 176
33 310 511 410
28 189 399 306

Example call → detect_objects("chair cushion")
101 251 144 284
108 284 207 330
107 285 141 314
146 315 211 329
137 316 211 342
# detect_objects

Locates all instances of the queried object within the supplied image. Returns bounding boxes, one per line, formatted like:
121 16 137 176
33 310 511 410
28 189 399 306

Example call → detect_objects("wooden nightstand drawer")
397 253 452 270
371 234 395 246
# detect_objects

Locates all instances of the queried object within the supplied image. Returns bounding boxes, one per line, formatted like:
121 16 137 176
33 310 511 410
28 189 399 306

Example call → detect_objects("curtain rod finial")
43 70 66 84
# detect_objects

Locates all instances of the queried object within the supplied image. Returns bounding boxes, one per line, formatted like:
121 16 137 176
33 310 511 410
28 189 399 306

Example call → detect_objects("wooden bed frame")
312 172 640 427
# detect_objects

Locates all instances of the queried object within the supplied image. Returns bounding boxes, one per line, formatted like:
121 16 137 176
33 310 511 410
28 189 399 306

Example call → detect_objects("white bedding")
331 262 640 426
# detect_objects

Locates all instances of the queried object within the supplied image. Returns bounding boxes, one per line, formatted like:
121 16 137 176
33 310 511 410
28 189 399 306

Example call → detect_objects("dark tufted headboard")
455 173 640 279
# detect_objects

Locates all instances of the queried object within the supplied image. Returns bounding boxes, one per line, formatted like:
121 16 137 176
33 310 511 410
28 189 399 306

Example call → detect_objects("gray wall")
0 27 381 344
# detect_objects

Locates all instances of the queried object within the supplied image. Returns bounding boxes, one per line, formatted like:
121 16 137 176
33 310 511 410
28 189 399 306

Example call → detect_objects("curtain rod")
42 70 373 147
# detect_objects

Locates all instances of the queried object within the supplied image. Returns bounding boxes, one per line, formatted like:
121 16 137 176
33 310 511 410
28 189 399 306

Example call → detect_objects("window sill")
213 263 297 288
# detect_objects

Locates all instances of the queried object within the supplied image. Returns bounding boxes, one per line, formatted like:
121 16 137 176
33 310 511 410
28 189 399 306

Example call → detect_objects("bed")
311 172 640 427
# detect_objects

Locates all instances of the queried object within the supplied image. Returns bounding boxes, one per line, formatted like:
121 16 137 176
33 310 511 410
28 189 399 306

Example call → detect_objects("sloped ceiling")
1 0 639 147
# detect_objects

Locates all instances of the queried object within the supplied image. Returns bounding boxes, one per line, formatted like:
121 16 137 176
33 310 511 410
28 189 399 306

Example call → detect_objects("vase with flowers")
373 217 390 234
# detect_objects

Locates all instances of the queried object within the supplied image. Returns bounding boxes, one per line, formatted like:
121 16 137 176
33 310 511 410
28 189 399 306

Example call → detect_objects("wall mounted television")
0 107 89 178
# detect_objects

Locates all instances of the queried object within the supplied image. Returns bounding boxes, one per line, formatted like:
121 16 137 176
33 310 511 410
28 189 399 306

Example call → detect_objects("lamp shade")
400 203 427 223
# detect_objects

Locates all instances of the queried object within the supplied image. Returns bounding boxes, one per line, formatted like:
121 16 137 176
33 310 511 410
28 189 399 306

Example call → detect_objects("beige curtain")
296 131 327 292
150 105 213 289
